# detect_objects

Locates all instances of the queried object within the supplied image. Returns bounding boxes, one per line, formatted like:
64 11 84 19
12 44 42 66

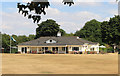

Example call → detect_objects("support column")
29 47 31 53
58 47 59 54
44 47 45 54
51 47 52 54
37 47 39 54
65 47 66 54
24 47 25 54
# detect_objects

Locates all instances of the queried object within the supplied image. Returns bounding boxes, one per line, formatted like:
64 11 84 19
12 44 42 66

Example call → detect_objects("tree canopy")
35 19 66 38
75 15 120 47
2 34 35 49
75 19 102 44
101 15 120 46
17 0 74 23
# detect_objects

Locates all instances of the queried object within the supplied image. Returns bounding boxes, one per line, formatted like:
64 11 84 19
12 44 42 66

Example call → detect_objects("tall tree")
35 19 66 38
101 15 120 46
2 33 36 49
28 34 36 40
75 19 102 44
2 34 10 49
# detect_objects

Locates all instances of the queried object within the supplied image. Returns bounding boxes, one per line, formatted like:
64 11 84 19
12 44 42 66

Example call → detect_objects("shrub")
99 47 113 53
100 50 106 54
93 51 97 54
90 51 93 54
15 51 21 54
107 48 113 53
87 51 90 54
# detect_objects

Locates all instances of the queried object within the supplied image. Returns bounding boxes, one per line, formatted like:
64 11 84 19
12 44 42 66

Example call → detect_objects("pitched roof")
18 36 98 46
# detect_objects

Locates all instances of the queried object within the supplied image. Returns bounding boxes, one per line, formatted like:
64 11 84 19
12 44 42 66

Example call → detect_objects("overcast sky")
0 0 118 36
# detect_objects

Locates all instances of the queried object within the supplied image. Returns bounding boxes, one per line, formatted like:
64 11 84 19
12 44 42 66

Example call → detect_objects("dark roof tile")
18 36 98 46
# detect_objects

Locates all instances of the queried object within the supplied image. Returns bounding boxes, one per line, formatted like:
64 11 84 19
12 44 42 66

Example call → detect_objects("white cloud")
22 0 32 3
41 7 102 33
1 25 12 30
75 0 116 2
1 12 37 36
103 17 110 21
1 5 114 35
1 0 117 2
74 2 102 7
109 9 118 15
108 2 118 5
59 22 82 33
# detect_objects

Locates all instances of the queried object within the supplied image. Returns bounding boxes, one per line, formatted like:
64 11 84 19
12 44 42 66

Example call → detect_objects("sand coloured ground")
2 53 118 74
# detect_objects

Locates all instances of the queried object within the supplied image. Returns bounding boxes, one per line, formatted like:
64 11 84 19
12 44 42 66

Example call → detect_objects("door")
22 47 27 53
22 47 24 53
66 47 68 53
25 47 27 53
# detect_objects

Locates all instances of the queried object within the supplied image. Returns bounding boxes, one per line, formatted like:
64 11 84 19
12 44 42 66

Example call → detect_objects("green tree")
17 0 74 23
2 33 36 51
2 34 10 49
59 29 66 36
101 15 120 46
75 19 102 44
28 34 35 40
17 35 29 43
65 33 74 36
35 19 66 38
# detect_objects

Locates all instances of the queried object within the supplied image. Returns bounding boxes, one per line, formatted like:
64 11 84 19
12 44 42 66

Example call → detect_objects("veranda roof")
18 36 98 46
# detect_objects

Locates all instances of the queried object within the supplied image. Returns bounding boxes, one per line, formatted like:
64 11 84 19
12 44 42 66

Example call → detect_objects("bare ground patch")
2 54 118 74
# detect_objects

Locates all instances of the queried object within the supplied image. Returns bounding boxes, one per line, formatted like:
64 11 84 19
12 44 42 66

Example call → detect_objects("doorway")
21 47 27 53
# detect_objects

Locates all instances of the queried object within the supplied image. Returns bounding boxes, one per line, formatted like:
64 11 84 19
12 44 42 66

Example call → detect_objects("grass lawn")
2 53 118 74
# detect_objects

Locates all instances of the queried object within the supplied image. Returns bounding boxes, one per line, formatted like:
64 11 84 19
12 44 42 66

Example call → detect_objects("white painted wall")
68 46 72 51
27 47 30 52
89 44 99 53
57 32 61 37
68 44 99 53
18 46 22 52
18 43 99 53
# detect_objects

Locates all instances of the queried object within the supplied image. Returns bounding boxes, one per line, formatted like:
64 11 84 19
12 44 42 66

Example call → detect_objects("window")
45 47 48 50
90 48 94 51
42 47 48 51
72 47 79 51
62 47 67 51
50 40 52 42
45 39 56 43
52 47 58 51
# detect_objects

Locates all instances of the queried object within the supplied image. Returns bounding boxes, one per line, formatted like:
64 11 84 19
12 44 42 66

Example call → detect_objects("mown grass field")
2 53 118 74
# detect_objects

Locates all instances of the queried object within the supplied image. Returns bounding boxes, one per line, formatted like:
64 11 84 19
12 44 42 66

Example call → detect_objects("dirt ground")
1 53 118 74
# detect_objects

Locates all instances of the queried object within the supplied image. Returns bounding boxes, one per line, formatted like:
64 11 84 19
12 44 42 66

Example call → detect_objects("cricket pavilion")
17 32 99 54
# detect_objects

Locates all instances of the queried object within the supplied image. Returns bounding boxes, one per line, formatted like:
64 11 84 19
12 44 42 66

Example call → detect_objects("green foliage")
101 15 120 46
35 19 66 38
63 0 74 6
17 0 74 23
2 34 35 49
2 34 10 49
59 29 66 36
65 33 74 36
99 47 114 53
28 34 36 40
75 19 102 44
74 15 120 47
11 48 18 53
